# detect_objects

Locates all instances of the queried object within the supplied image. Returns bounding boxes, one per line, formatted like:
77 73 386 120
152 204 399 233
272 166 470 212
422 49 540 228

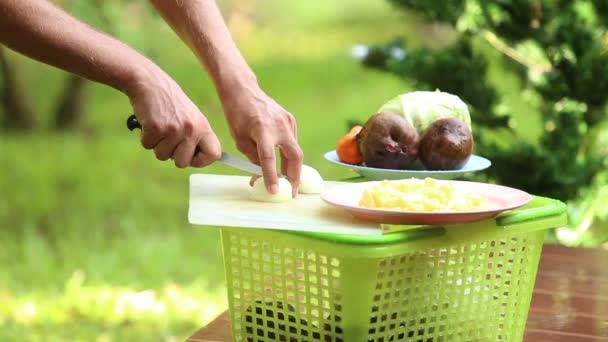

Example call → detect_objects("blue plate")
324 150 491 180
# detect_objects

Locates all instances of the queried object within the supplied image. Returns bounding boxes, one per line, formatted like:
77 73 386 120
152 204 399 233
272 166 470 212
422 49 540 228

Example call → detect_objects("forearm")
0 0 162 95
148 0 258 101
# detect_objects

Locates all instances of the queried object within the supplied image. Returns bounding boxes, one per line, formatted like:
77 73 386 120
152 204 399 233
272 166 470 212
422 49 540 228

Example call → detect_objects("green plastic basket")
220 196 567 342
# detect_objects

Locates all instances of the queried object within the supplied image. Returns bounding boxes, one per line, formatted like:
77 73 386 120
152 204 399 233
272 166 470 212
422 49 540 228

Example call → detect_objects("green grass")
0 1 416 340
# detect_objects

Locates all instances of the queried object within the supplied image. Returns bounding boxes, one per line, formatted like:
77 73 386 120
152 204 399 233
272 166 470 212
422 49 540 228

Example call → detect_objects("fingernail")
270 184 278 194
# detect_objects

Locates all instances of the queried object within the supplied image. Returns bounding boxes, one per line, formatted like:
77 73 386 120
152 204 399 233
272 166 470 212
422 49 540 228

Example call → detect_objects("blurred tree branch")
481 30 551 73
0 46 36 130
53 75 87 130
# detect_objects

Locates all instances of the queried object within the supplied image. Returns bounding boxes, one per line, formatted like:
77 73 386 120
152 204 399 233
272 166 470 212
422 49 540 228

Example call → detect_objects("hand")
222 87 303 196
127 73 222 168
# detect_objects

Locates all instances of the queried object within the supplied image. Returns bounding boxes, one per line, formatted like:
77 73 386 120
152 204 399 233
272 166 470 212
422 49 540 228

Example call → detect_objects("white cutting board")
188 174 384 235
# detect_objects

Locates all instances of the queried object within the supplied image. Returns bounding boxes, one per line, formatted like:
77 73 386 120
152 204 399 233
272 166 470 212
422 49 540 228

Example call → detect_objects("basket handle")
495 195 567 227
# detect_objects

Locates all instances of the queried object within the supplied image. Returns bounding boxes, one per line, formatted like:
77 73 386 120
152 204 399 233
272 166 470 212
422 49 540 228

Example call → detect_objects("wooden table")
188 244 608 341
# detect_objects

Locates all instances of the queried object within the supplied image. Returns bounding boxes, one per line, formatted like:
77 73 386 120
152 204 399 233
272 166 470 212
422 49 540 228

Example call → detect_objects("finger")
249 175 261 187
280 143 304 197
243 143 261 186
191 151 221 168
289 113 298 140
191 132 222 167
256 141 279 194
236 138 259 164
153 136 182 161
237 139 262 185
280 150 297 198
140 122 165 149
172 140 197 168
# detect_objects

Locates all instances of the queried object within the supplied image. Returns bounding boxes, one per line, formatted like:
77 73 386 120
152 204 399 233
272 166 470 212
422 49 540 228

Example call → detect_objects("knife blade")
126 114 265 177
219 152 263 176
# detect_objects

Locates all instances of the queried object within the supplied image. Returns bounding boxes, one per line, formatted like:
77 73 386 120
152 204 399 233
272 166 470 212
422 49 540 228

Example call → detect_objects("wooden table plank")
524 330 608 341
533 272 608 296
529 293 608 319
187 311 231 342
188 244 608 341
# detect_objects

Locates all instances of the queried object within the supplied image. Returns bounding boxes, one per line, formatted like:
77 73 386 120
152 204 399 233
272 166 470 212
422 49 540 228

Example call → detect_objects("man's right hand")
126 75 222 168
0 1 223 169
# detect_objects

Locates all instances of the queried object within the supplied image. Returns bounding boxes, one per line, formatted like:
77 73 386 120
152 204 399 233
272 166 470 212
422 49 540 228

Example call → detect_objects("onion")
298 165 324 194
250 177 292 203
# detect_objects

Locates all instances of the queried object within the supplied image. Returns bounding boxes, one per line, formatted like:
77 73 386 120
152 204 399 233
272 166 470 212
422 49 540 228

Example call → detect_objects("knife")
126 114 264 176
218 151 264 176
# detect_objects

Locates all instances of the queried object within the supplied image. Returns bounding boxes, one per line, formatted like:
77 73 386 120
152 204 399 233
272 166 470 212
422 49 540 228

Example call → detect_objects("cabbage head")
377 91 472 134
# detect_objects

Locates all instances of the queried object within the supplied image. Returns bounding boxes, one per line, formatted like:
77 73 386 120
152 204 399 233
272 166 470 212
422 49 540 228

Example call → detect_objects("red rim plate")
320 180 532 225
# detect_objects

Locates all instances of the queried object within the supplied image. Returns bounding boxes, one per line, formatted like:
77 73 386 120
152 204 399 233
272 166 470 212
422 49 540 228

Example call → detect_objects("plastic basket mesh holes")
228 234 345 341
225 231 543 342
367 236 542 341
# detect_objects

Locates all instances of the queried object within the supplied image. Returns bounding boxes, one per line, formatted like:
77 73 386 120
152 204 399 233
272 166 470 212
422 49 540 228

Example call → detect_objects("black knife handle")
126 114 202 155
126 114 142 131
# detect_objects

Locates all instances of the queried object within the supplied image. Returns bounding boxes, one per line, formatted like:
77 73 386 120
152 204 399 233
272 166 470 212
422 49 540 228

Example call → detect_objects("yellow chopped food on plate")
359 178 487 212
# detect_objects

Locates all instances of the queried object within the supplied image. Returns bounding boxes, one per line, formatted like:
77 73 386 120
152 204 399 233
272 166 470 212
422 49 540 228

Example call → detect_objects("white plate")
320 180 531 225
324 150 491 180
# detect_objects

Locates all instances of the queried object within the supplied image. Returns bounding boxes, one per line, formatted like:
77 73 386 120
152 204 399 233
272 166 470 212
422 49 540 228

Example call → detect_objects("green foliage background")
0 0 606 341
360 0 608 246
